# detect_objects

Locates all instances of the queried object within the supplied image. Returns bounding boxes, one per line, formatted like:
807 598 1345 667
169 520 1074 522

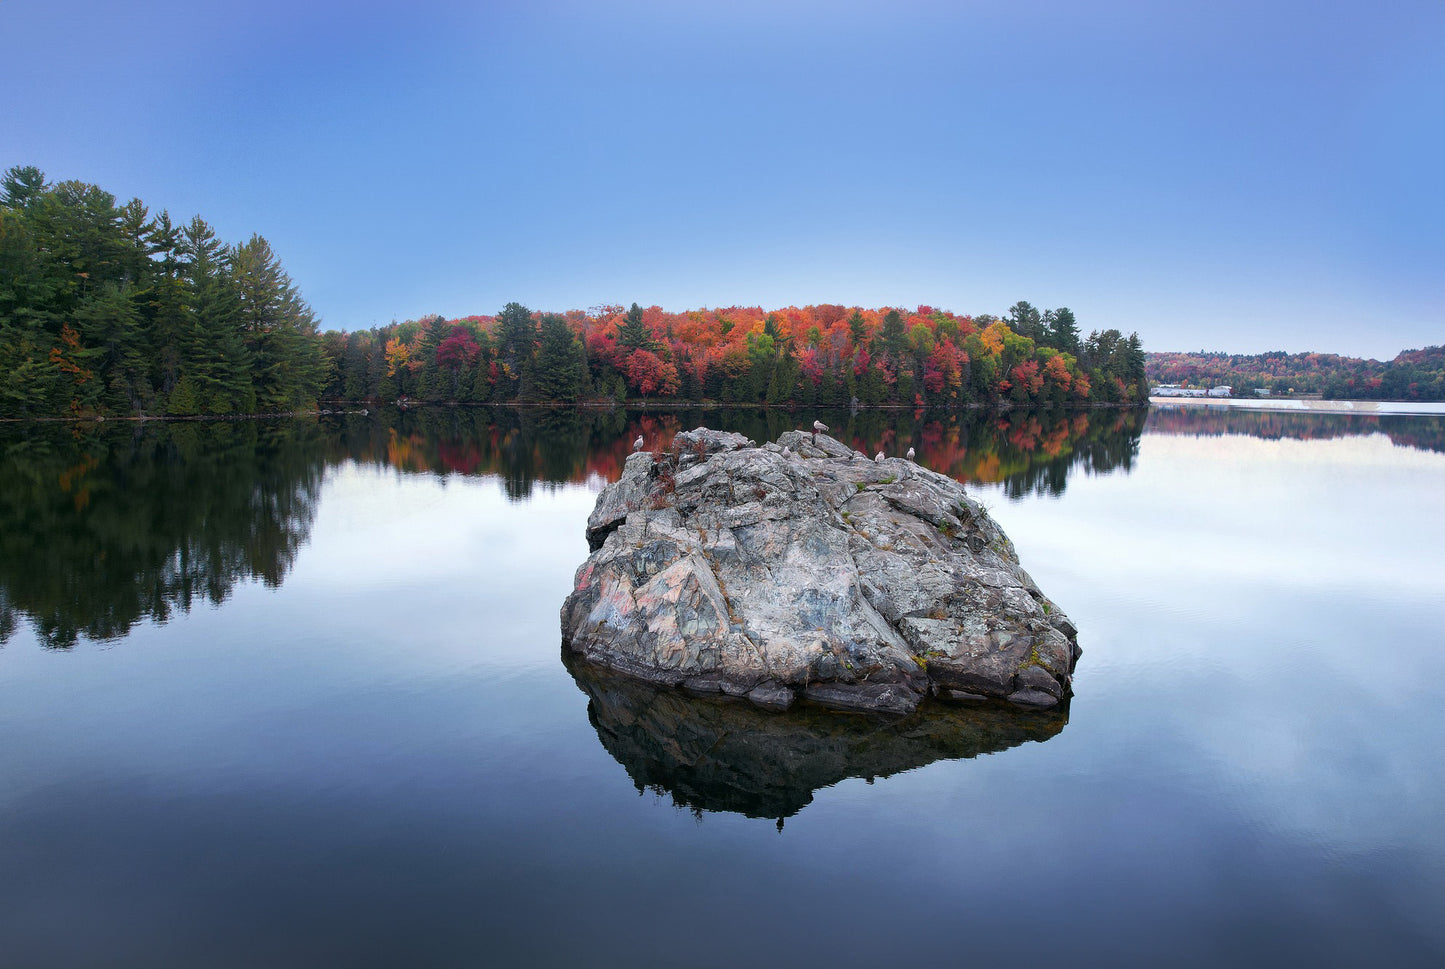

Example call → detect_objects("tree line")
0 165 325 418
1147 347 1445 401
2 165 1149 418
323 300 1149 410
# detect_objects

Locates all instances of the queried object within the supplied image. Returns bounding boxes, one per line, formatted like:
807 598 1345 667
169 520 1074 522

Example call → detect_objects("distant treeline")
323 301 1148 410
2 164 1149 418
1147 347 1445 401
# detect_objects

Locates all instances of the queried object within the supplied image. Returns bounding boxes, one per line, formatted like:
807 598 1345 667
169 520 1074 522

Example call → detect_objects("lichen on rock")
561 427 1080 715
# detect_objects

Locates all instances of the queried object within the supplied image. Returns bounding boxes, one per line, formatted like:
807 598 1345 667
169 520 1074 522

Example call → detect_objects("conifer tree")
615 302 656 352
1044 307 1080 354
231 234 323 410
181 217 251 413
532 313 588 402
494 302 536 399
1007 301 1043 343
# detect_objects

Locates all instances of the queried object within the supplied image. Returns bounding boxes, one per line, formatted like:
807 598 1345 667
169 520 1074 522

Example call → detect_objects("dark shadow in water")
1146 406 1445 454
565 654 1069 822
0 420 325 648
320 406 630 501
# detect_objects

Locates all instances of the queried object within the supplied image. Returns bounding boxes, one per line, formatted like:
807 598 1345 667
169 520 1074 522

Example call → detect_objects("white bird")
781 446 792 458
812 419 828 445
633 435 645 451
875 451 885 462
906 446 915 462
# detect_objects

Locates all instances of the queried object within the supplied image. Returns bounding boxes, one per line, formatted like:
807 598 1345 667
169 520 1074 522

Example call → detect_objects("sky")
3 0 1441 358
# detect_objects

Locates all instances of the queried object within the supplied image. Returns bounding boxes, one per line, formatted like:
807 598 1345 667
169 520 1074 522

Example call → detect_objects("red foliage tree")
624 349 680 397
437 326 481 371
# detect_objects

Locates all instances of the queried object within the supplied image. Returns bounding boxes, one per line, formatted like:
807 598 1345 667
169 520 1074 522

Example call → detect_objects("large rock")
561 427 1080 715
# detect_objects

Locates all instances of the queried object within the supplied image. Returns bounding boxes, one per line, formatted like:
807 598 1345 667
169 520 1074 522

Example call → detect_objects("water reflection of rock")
566 655 1068 821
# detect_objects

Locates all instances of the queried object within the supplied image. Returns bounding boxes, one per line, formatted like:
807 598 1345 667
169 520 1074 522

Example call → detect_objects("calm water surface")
1 407 1442 968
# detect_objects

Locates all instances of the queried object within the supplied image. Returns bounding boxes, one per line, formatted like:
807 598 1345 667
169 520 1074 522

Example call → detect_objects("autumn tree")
436 324 481 400
624 349 679 398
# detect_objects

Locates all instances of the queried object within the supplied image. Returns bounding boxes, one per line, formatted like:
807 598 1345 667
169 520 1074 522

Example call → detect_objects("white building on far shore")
1153 383 1235 398
1152 383 1208 397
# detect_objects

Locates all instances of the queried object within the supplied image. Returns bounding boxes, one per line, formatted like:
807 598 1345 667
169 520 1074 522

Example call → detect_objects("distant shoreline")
0 399 1146 425
1148 397 1445 416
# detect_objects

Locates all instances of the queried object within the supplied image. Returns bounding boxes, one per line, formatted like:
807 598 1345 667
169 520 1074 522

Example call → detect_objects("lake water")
2 406 1443 968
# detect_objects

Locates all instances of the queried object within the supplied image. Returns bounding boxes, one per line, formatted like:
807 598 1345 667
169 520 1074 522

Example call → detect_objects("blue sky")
4 0 1441 358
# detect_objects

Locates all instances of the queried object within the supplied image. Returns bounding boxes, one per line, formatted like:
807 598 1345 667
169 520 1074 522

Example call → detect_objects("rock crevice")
562 427 1080 715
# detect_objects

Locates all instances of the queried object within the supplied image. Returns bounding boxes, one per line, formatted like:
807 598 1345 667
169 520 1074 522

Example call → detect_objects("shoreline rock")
561 427 1080 715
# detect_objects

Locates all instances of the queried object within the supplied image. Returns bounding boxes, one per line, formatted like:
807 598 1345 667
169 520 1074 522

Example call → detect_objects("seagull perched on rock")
875 451 885 462
906 446 915 462
633 435 645 451
812 419 828 445
781 446 792 458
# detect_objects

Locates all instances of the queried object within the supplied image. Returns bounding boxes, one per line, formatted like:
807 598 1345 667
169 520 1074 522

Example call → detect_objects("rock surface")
561 427 1080 715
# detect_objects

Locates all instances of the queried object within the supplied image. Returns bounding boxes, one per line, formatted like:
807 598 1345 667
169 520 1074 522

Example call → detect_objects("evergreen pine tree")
532 313 587 402
615 302 656 352
231 234 324 410
181 217 251 413
1007 301 1044 343
1044 307 1080 354
495 302 536 399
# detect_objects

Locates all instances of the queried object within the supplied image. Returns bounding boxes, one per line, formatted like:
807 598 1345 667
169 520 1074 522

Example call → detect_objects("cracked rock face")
561 427 1080 715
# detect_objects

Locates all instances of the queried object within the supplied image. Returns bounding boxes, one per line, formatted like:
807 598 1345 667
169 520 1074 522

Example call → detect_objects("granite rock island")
561 427 1080 715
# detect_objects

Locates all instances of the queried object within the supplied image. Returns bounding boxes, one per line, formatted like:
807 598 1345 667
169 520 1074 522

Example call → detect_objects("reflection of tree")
566 655 1068 821
606 407 1145 499
324 405 1146 501
323 407 624 500
0 421 326 648
942 410 1146 499
0 405 1141 647
1145 408 1445 455
0 406 1142 647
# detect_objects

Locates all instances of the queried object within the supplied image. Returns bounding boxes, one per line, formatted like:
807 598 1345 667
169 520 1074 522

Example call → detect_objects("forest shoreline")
0 398 1152 425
